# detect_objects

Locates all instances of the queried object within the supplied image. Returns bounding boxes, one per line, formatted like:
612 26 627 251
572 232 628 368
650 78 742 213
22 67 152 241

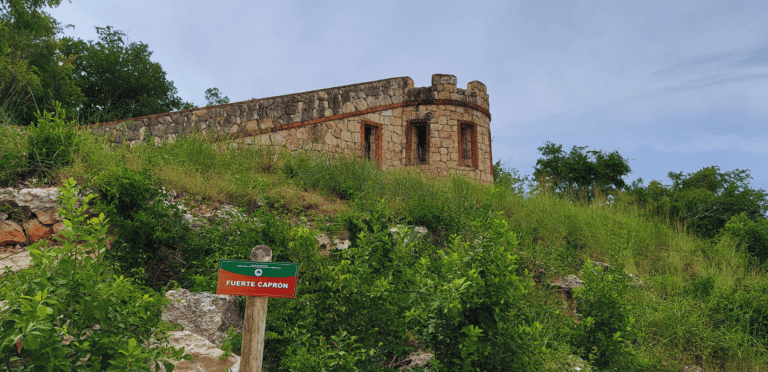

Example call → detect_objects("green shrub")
181 208 293 292
0 178 187 370
710 281 768 348
405 217 543 371
571 260 649 371
720 212 768 263
92 166 191 287
0 122 27 186
26 102 80 180
219 326 243 358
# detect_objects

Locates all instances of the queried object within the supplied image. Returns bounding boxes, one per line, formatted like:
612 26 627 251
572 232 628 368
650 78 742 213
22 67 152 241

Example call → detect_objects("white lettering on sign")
225 280 257 287
225 280 289 289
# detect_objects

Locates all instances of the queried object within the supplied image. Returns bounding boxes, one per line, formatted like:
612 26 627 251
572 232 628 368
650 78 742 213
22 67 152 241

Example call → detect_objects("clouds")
46 0 768 190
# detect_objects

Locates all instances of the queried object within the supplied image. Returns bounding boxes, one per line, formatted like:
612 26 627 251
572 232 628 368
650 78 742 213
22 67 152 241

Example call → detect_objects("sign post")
216 245 298 372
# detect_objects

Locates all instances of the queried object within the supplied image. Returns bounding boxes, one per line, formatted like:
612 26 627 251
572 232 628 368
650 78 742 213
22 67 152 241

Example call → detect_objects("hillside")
1 125 768 371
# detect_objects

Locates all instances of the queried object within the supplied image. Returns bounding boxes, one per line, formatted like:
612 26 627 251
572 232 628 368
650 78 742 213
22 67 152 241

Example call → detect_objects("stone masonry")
89 74 493 183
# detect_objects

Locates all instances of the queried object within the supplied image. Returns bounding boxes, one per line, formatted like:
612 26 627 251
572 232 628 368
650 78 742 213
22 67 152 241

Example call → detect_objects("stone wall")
90 74 493 183
0 188 65 247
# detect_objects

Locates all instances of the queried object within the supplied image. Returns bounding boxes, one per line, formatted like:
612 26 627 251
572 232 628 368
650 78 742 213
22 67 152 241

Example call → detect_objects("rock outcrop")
159 331 240 372
161 288 244 347
0 188 62 247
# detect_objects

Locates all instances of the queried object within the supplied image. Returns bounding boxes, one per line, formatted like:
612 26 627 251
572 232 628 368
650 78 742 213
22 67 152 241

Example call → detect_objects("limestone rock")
628 273 644 287
35 208 61 224
592 261 643 286
592 261 612 271
161 288 243 347
0 249 32 275
390 225 428 244
14 188 59 211
550 275 584 293
316 233 331 248
158 331 240 372
399 351 434 370
333 238 350 250
317 233 350 255
0 221 26 246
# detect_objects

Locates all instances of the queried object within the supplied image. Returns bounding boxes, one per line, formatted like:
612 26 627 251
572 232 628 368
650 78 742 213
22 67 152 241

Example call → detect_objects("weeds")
2 124 767 370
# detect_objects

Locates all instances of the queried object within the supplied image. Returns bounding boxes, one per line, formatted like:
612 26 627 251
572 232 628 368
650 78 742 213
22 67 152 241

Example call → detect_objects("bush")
26 102 80 180
571 260 649 370
405 217 543 371
0 178 186 370
710 281 768 348
0 122 27 186
720 212 768 263
181 208 294 292
92 166 191 288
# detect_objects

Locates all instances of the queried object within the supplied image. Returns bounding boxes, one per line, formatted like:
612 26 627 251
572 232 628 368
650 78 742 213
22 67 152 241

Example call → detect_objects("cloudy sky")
48 0 768 191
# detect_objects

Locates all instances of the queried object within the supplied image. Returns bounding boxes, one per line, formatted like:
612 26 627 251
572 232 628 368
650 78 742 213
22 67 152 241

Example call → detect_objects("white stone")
157 331 240 372
161 289 243 347
333 238 350 250
0 249 32 275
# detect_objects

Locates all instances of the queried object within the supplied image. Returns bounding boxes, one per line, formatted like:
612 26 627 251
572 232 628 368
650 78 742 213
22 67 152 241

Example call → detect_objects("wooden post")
241 245 272 372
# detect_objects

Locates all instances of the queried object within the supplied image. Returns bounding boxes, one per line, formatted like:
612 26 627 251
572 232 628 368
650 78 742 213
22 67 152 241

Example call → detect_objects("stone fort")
90 73 493 184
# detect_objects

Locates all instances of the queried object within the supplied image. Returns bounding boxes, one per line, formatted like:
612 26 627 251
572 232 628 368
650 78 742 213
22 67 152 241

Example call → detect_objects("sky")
48 0 768 191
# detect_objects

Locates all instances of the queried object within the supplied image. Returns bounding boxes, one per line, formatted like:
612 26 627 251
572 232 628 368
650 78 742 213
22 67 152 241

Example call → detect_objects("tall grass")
0 120 27 186
33 129 768 370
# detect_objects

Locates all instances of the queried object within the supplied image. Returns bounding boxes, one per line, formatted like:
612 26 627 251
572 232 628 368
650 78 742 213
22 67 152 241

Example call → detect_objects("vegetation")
1 124 767 370
58 26 191 124
625 166 768 261
533 141 632 202
0 0 82 125
204 87 230 106
2 2 768 369
1 1 189 126
1 178 187 370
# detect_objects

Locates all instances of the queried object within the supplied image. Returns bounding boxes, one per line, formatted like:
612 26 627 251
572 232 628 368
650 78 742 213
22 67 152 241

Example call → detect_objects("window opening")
461 125 473 167
415 124 427 164
364 125 374 160
458 121 478 169
407 120 430 166
361 121 381 164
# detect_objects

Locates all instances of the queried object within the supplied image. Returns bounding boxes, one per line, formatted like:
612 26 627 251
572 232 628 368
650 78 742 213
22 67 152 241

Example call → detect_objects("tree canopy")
533 141 632 201
60 26 187 123
626 166 768 239
1 1 189 125
0 0 82 125
204 87 229 106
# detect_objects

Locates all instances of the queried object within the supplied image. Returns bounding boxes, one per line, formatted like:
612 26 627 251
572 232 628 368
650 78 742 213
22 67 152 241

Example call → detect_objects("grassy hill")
2 122 767 371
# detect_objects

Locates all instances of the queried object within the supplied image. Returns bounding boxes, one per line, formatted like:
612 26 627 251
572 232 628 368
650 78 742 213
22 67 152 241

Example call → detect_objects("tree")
59 26 186 123
0 0 83 125
533 141 632 201
204 87 229 106
493 160 532 196
627 166 768 239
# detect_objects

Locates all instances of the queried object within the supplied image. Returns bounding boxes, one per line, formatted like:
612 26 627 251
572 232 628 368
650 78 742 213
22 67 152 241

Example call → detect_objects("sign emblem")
255 269 263 276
